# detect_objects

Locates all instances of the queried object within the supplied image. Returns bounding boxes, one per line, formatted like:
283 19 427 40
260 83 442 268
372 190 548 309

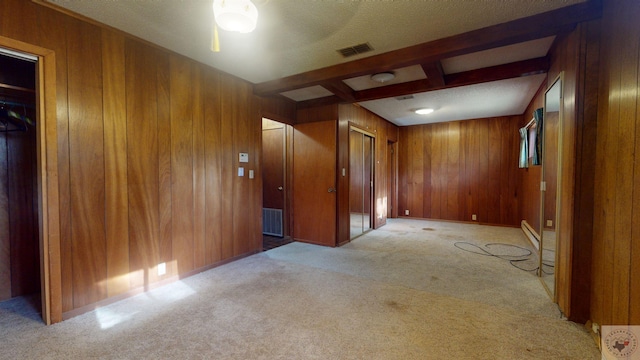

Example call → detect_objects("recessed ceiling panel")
358 74 546 126
280 85 333 102
441 36 556 74
343 65 426 91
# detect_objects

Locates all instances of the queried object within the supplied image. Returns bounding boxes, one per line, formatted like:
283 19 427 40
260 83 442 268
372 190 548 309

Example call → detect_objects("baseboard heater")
263 208 283 237
521 220 540 251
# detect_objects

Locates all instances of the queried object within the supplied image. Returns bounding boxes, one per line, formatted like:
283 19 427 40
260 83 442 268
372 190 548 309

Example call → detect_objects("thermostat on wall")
239 153 249 163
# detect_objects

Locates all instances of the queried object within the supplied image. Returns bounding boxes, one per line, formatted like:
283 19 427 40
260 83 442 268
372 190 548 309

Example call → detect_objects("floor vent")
337 43 373 58
263 208 283 237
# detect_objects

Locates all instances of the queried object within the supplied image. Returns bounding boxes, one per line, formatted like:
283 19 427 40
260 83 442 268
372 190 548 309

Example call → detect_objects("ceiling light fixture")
415 108 434 115
212 0 258 33
370 72 395 83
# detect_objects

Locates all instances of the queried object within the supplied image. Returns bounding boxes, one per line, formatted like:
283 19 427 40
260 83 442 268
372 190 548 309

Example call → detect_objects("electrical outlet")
158 262 166 276
472 214 477 221
546 220 553 227
405 210 409 216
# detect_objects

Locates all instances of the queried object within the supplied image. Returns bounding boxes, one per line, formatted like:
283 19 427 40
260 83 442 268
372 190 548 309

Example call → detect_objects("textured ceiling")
44 0 586 125
48 0 582 83
359 74 546 127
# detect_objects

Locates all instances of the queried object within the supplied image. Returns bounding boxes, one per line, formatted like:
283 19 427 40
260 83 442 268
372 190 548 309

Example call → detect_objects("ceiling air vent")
395 95 414 101
337 43 373 58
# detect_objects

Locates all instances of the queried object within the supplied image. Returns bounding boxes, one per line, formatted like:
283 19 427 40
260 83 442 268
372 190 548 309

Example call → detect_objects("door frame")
261 117 291 238
348 123 375 240
0 35 61 325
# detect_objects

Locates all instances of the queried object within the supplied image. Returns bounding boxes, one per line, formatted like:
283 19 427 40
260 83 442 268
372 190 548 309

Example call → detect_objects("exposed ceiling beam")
320 81 356 102
297 56 549 107
421 62 445 87
254 0 601 97
443 57 549 87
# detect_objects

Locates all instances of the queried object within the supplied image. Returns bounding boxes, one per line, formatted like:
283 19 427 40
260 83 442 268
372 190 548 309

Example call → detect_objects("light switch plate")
249 170 254 179
238 167 244 177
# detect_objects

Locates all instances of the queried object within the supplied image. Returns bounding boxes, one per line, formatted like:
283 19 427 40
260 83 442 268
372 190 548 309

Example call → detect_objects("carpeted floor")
0 219 600 359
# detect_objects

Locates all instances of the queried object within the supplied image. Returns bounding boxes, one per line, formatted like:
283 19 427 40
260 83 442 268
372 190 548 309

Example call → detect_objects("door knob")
277 186 283 191
328 187 337 193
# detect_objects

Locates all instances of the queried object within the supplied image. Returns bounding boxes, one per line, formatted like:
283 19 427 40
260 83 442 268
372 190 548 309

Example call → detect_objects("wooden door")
262 121 285 210
293 120 336 246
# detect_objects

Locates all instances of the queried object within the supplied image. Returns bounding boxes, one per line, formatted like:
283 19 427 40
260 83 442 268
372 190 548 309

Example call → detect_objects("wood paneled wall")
337 104 399 245
398 117 522 226
1 0 263 319
591 0 640 326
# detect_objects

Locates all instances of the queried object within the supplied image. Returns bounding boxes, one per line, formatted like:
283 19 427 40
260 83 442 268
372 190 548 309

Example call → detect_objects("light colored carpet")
0 219 600 359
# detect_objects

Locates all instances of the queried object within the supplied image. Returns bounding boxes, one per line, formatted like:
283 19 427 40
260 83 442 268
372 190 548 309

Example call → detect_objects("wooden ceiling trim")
320 81 356 102
253 0 601 96
443 56 550 87
421 62 445 87
307 56 549 104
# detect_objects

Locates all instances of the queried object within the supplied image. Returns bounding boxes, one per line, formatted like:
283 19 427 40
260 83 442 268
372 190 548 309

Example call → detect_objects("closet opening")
0 49 40 317
349 125 375 240
0 36 62 325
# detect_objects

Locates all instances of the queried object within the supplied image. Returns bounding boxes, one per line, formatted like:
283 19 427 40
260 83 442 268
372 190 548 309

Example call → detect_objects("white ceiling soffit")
45 0 583 84
343 65 426 91
280 85 333 102
359 74 547 127
441 36 556 74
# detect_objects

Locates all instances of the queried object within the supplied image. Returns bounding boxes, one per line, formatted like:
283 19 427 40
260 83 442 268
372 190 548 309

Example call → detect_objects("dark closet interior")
0 51 40 304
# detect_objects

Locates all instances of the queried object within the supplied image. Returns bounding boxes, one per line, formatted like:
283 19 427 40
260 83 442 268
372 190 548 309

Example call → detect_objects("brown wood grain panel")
232 80 257 256
192 65 206 270
126 40 160 290
262 127 285 209
102 29 130 297
219 74 235 259
375 117 388 228
293 120 337 246
67 19 106 308
0 134 9 300
40 9 74 314
156 50 172 276
458 121 469 221
260 96 295 126
556 29 579 316
590 13 611 325
397 127 408 215
467 120 480 222
410 124 424 218
486 118 502 225
430 124 443 219
629 2 640 325
337 109 350 244
204 69 223 264
170 55 195 274
477 120 490 223
609 0 637 325
422 127 434 218
570 20 599 324
447 122 460 220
